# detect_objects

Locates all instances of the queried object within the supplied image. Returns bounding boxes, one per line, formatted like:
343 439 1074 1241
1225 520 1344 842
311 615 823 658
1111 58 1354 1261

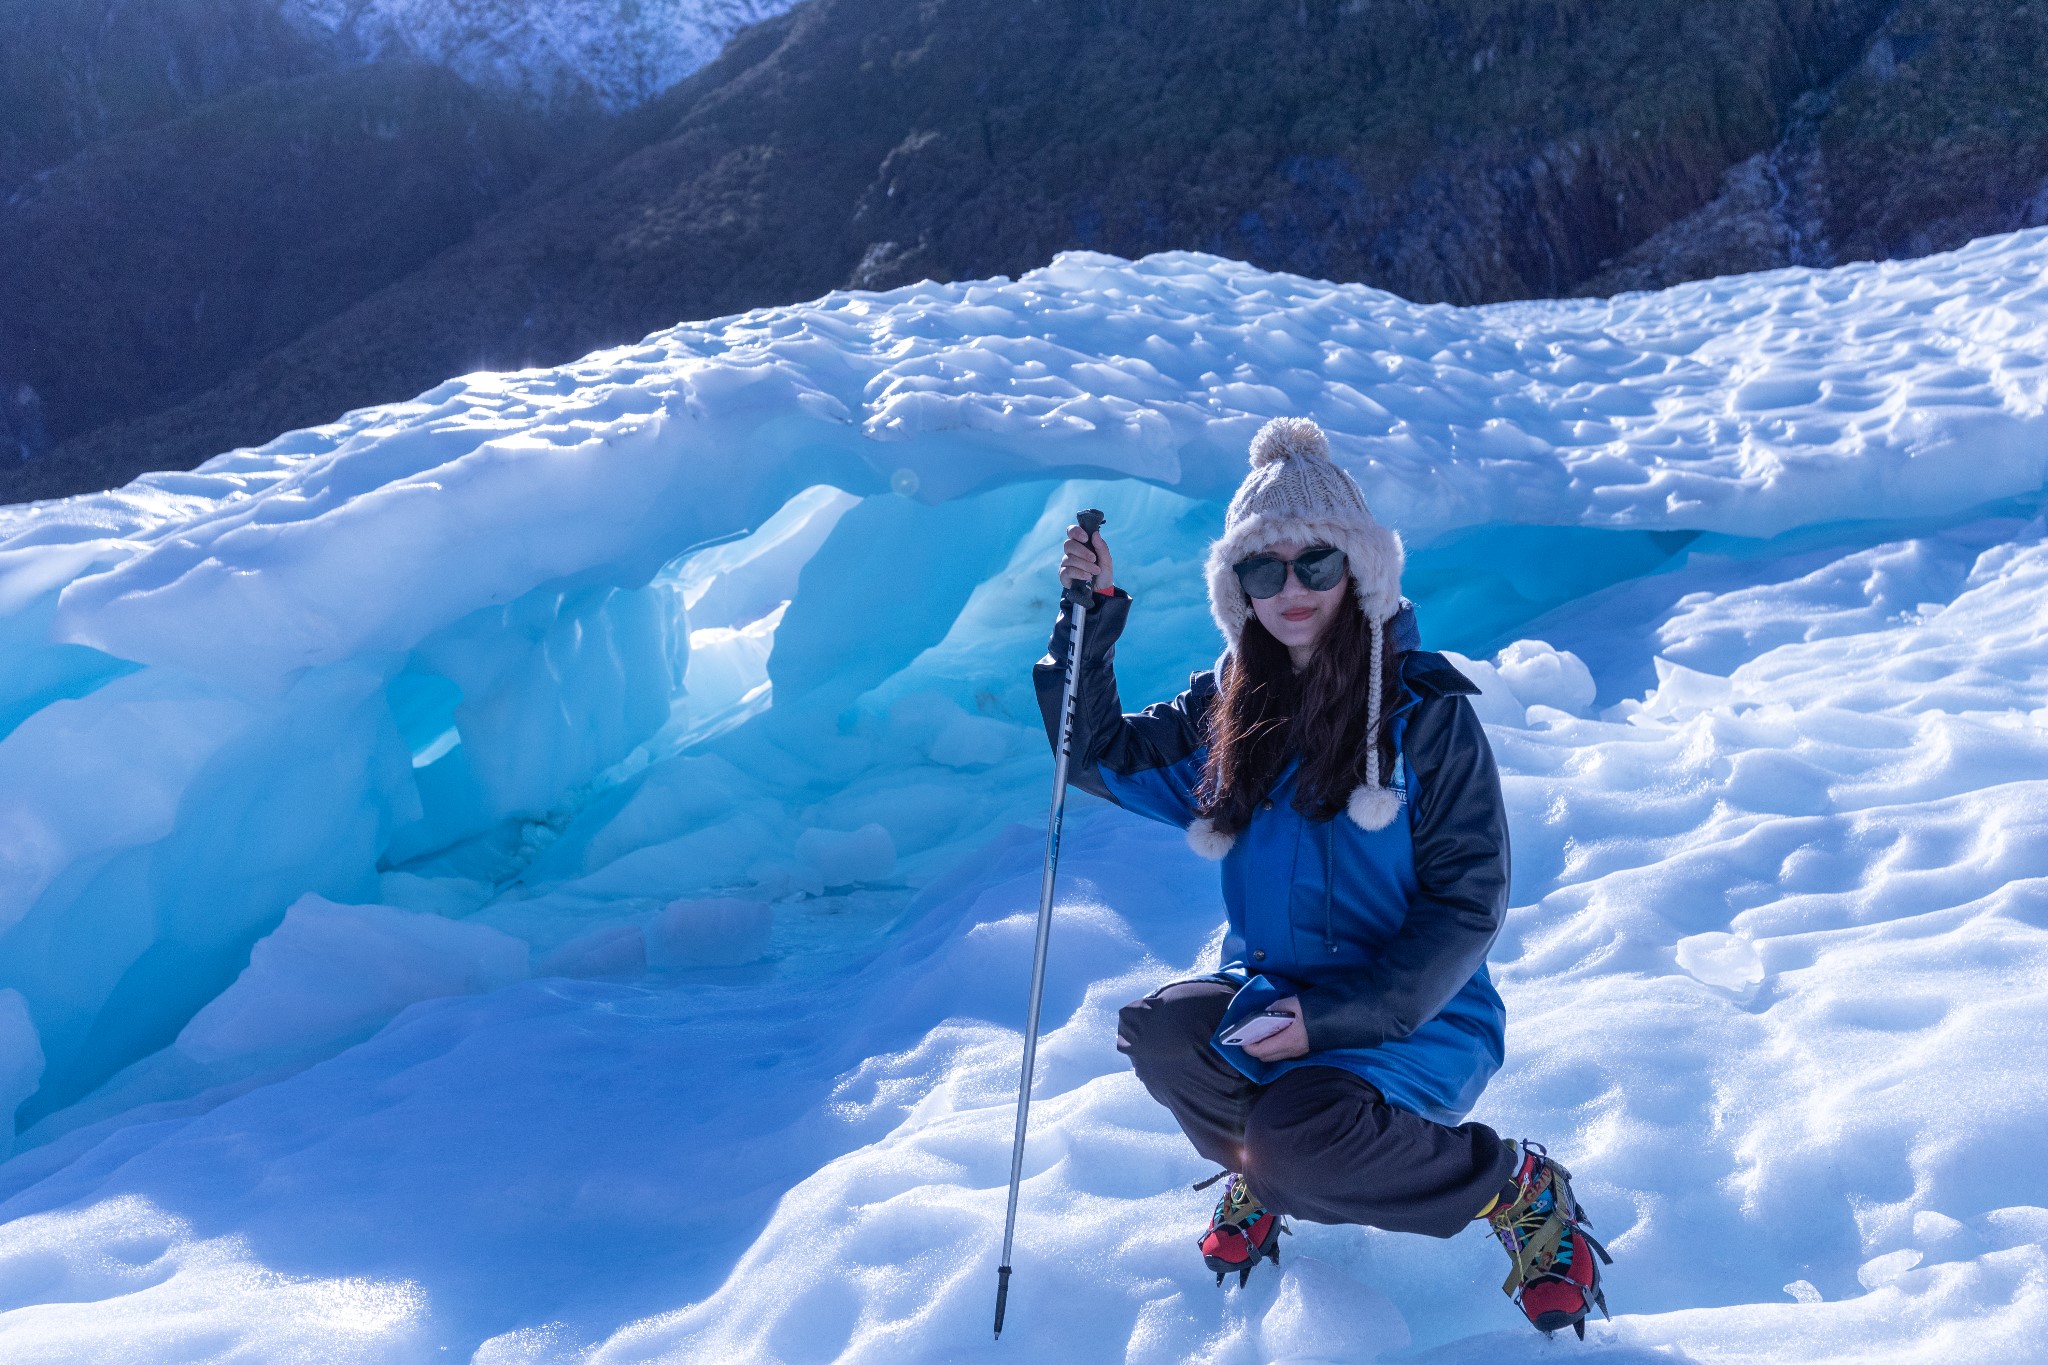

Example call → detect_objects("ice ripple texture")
1 232 2047 1361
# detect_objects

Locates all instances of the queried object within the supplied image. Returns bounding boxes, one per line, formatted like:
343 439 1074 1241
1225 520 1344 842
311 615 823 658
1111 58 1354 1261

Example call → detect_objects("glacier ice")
175 894 529 1065
1 232 2047 1359
0 992 40 1160
1489 639 1596 718
645 897 773 969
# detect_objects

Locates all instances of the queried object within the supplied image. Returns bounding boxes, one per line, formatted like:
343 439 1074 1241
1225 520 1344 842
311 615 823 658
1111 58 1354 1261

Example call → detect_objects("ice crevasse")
0 232 2045 1361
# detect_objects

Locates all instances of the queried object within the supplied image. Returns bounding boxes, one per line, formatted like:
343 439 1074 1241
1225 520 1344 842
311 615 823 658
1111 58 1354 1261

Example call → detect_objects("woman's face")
1246 539 1349 659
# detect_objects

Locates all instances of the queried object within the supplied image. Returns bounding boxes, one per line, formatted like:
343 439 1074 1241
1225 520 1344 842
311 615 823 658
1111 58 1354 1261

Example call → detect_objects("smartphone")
1219 1010 1294 1047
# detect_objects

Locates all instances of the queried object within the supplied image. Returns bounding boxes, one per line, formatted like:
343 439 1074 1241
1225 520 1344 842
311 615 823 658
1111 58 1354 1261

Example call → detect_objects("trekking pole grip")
1063 509 1107 609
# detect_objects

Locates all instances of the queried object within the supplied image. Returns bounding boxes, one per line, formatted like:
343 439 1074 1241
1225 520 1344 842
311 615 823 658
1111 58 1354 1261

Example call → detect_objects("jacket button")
1252 949 1266 960
1261 799 1274 811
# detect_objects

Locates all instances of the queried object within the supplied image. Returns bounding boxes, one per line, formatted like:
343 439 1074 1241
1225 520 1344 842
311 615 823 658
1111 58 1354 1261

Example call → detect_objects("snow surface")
3 231 2048 1361
280 0 800 110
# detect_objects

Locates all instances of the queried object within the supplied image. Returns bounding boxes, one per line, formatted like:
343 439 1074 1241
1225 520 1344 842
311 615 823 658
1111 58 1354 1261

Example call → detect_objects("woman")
1031 417 1609 1339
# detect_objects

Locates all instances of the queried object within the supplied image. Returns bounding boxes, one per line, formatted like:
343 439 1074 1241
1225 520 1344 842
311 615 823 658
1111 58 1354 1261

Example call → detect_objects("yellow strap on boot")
1500 1212 1568 1297
1489 1160 1565 1298
1218 1175 1263 1227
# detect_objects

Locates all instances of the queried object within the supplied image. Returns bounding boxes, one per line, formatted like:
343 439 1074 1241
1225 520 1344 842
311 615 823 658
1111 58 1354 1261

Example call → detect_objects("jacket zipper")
1324 818 1336 954
1322 714 1410 956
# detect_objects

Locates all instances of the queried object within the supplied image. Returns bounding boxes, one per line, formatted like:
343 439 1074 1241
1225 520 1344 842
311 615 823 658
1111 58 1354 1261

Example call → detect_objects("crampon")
1487 1140 1613 1339
1192 1169 1288 1288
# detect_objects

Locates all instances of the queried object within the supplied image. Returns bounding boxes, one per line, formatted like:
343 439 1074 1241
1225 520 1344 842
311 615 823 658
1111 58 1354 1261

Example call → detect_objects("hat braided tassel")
1347 621 1400 832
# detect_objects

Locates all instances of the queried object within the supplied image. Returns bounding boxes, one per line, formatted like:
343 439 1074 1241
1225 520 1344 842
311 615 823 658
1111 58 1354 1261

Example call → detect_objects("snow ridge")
1 232 2047 1361
280 0 801 110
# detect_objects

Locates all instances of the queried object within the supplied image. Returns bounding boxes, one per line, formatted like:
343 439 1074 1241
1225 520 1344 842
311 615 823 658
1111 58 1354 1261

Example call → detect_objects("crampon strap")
1489 1142 1614 1328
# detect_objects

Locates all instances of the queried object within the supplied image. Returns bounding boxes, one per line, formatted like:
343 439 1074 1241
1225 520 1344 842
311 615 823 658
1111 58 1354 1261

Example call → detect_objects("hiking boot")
1485 1140 1612 1339
1193 1169 1286 1288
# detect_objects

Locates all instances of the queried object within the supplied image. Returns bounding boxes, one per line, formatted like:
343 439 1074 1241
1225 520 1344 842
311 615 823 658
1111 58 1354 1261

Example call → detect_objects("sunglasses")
1232 545 1349 599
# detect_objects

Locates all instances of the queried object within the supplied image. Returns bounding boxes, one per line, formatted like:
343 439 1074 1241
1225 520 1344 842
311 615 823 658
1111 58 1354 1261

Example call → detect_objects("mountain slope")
1584 0 2048 292
278 0 802 111
10 0 1898 501
0 0 340 191
0 63 559 460
10 0 2048 506
0 0 783 472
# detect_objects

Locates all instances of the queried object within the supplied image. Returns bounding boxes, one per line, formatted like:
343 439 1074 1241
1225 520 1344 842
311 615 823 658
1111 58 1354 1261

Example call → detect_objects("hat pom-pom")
1346 784 1400 832
1248 416 1329 469
1186 816 1236 860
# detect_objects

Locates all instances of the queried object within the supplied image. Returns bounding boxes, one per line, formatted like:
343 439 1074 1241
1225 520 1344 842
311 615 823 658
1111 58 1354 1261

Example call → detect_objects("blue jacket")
1033 589 1509 1125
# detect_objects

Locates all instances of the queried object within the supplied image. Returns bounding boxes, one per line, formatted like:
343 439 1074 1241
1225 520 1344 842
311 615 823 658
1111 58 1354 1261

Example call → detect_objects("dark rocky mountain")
5 0 2045 505
1585 0 2048 292
0 0 579 473
0 0 340 191
0 63 561 462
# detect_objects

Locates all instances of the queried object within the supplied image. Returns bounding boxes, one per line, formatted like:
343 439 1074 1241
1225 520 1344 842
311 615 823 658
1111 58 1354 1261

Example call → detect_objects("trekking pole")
993 507 1106 1341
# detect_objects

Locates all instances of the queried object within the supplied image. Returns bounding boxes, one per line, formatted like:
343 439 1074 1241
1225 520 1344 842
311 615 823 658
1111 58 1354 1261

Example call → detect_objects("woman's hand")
1059 523 1114 596
1242 995 1308 1062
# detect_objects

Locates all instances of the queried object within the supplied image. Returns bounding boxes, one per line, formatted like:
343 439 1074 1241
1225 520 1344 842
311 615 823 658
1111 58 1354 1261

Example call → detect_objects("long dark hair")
1195 593 1400 838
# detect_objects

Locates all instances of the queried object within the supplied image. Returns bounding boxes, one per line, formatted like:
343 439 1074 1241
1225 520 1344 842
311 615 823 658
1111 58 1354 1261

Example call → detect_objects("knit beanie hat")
1188 416 1407 858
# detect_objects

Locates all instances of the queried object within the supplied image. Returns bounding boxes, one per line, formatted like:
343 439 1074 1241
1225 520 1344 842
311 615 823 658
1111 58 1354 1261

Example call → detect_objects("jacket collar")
1390 598 1421 652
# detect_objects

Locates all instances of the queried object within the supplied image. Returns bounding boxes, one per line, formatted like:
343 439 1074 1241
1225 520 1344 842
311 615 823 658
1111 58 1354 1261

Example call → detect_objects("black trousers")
1117 977 1516 1239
